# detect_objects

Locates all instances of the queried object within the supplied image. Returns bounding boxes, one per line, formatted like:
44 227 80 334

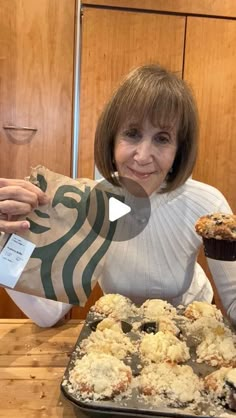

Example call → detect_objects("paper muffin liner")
203 237 236 261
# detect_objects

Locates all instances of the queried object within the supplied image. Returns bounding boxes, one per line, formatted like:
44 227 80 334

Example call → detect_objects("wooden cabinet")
0 0 76 318
185 17 236 213
78 7 186 179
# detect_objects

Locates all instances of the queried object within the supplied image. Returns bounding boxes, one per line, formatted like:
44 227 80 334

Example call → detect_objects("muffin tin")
61 307 236 418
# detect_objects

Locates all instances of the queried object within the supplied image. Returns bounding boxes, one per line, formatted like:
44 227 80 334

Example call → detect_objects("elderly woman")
0 64 235 326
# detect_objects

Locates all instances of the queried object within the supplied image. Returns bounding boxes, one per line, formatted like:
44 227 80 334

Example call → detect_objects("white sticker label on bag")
0 234 35 288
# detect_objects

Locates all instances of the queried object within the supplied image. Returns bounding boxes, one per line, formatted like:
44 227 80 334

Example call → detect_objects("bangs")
113 74 189 139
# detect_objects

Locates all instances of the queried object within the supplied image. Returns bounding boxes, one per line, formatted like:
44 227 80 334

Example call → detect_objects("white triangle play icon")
109 197 131 222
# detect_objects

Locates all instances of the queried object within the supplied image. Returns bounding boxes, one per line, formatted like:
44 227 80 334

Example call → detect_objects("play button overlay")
86 176 151 242
109 197 131 222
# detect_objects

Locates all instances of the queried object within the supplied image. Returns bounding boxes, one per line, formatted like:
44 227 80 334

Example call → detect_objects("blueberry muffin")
195 213 236 261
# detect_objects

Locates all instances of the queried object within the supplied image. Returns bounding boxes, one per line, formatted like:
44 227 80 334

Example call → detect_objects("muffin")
185 316 231 343
79 326 135 359
68 352 132 400
139 299 177 320
184 301 223 322
139 331 190 364
204 367 236 410
195 213 236 261
157 315 180 336
90 293 138 319
96 317 123 333
138 363 203 406
196 331 236 367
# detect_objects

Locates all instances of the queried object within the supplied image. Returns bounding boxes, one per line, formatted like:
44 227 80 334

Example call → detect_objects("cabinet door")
185 17 236 212
78 7 186 179
72 6 186 318
0 0 75 318
184 17 236 309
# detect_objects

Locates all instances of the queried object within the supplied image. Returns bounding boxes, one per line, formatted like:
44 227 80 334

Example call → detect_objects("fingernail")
21 221 30 229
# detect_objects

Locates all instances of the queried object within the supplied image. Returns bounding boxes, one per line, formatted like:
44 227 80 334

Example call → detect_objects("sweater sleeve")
5 288 72 327
207 259 236 325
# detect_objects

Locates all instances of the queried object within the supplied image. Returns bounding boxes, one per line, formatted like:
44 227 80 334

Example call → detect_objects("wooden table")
0 319 87 418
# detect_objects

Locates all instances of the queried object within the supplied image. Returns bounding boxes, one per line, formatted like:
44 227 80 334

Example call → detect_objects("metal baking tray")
61 308 236 418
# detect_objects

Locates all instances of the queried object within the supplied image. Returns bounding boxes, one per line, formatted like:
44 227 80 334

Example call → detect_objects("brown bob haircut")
94 64 198 193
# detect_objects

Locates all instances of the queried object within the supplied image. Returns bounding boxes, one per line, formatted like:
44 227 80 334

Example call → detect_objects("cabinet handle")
3 125 38 132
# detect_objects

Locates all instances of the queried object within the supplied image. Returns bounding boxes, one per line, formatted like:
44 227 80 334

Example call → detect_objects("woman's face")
114 119 178 196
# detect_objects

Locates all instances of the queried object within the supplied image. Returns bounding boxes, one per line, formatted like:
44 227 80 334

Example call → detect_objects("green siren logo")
26 174 118 304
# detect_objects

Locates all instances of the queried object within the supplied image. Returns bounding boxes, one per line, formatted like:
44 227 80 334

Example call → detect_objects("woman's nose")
133 139 153 164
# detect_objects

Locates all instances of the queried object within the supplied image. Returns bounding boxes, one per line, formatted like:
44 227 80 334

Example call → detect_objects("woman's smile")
127 166 155 180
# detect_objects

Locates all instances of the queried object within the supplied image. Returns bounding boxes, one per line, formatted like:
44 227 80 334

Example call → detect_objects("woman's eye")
124 129 141 139
155 135 170 144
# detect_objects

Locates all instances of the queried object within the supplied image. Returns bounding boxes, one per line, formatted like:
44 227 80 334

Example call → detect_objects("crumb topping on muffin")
138 363 203 405
196 331 236 367
184 301 223 322
157 315 180 336
69 352 132 400
139 299 177 320
139 331 190 364
80 327 135 359
195 213 236 241
96 317 123 333
204 367 232 395
91 293 138 319
204 367 236 411
185 316 232 342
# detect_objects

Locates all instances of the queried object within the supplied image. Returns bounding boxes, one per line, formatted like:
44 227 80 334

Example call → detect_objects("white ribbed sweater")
6 178 236 326
100 179 235 311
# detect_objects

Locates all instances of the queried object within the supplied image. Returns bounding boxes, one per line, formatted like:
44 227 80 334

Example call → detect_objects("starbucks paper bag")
0 166 118 305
